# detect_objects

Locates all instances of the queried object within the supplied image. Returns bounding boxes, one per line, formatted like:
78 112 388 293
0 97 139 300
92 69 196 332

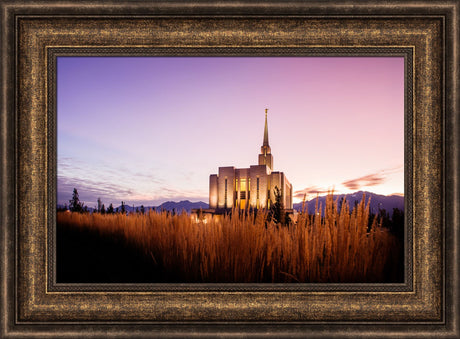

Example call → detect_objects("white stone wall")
209 174 218 208
284 176 293 209
249 165 270 209
209 165 292 210
258 153 273 170
217 167 236 208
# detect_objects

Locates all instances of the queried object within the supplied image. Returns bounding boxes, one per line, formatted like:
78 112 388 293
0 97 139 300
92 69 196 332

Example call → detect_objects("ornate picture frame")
1 1 458 337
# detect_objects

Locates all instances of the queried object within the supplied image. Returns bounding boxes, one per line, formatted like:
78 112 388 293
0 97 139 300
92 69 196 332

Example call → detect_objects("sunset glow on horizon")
57 57 404 208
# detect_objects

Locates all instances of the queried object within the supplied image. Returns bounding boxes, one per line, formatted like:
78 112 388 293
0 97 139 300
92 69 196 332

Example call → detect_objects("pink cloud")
341 173 385 190
293 186 330 199
341 166 403 190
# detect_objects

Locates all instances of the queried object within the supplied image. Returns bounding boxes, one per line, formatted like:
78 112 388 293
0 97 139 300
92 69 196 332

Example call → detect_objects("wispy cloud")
58 177 135 206
58 157 165 187
293 165 404 201
341 165 403 191
341 174 385 190
58 172 208 207
293 186 331 199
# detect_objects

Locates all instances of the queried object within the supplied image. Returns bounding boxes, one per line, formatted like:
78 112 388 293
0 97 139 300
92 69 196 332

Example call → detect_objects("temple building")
208 109 293 211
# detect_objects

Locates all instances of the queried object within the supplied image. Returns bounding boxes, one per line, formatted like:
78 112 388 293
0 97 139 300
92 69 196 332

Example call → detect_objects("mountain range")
104 200 208 214
59 191 403 216
60 200 209 214
292 191 404 216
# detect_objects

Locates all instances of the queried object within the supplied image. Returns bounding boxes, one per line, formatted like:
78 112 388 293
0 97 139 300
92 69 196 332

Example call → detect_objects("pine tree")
269 186 288 226
97 198 102 213
69 188 84 213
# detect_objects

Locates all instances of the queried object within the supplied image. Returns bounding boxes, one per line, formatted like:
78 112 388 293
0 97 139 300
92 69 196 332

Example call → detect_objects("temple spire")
263 108 269 146
259 108 273 170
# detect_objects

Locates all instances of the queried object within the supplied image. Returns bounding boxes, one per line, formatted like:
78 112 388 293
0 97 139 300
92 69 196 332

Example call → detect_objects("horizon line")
57 189 405 208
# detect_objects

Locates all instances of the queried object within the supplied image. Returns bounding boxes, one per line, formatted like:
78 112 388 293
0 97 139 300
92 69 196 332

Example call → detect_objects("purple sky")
57 57 404 208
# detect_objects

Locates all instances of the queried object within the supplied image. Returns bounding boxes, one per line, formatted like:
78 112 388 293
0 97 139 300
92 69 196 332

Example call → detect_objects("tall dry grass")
57 193 399 283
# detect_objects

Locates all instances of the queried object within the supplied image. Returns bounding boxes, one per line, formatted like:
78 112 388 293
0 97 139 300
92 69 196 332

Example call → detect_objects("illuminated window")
256 178 259 199
256 177 260 208
235 178 238 205
240 178 246 192
224 178 227 208
239 178 247 201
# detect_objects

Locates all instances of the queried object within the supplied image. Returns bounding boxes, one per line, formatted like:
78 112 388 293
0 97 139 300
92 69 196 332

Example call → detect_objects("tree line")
59 187 404 240
57 188 147 215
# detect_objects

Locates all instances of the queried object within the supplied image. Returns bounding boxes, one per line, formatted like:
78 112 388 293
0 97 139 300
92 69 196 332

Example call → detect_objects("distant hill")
293 191 404 217
154 200 209 214
58 191 403 216
111 200 208 214
57 200 209 214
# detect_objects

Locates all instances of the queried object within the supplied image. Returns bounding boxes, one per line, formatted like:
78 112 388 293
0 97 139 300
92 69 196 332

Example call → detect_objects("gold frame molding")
1 1 459 337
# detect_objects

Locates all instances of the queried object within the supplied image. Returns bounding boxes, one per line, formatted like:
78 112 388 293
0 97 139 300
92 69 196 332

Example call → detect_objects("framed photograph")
1 1 458 338
55 55 406 285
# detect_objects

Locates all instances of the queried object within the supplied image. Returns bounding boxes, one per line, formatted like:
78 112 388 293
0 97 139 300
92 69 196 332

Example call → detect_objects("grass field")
57 193 402 283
